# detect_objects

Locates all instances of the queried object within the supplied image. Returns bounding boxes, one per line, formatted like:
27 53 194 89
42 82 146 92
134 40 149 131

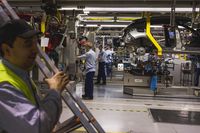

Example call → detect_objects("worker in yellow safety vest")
0 19 69 133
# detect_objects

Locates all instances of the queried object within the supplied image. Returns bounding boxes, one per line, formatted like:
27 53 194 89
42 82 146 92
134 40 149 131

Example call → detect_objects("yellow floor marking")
88 107 147 112
75 127 127 133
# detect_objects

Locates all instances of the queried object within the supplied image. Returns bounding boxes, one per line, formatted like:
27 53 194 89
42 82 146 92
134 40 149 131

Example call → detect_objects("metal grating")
150 109 200 125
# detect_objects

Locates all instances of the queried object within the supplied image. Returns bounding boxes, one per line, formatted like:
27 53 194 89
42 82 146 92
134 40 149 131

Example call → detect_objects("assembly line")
0 0 200 133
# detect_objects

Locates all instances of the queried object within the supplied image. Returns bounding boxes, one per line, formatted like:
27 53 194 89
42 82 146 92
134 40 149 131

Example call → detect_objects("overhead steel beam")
79 21 131 25
7 0 200 8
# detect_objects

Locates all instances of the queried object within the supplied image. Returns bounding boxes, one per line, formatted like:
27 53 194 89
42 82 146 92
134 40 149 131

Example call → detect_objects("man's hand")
45 72 69 93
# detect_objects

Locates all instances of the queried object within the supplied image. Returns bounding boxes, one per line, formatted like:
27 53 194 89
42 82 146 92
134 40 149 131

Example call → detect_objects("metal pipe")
146 15 162 55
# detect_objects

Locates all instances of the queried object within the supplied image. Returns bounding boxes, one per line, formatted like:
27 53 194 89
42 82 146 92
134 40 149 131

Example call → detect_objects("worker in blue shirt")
77 41 96 100
105 45 114 77
195 62 200 86
95 44 107 85
0 19 69 133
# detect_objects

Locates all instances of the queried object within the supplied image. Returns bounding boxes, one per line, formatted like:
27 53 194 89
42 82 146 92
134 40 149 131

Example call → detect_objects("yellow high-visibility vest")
0 61 36 104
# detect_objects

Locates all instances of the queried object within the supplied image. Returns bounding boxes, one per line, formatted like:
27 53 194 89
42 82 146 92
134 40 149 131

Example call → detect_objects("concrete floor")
59 82 200 133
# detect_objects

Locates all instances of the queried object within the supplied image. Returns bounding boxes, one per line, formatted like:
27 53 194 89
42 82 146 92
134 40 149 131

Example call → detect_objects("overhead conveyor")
0 0 105 132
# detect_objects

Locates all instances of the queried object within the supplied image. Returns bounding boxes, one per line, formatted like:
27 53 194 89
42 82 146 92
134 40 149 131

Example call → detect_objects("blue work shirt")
98 50 107 63
0 59 62 133
197 62 200 68
78 49 96 73
105 49 114 63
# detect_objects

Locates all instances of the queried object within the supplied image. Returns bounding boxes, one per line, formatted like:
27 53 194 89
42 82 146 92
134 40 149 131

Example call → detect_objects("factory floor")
59 79 200 133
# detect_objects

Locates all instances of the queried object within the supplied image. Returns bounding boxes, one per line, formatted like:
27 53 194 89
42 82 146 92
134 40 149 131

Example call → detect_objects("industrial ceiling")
7 0 200 8
7 0 200 18
6 0 200 32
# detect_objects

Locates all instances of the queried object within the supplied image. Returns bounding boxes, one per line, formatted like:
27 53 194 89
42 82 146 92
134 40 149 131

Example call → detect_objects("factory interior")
1 0 200 133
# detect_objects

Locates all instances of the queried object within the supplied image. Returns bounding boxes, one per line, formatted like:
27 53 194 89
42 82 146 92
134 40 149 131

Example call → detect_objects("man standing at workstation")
77 41 96 100
0 19 69 133
195 59 200 86
95 44 107 85
105 45 114 77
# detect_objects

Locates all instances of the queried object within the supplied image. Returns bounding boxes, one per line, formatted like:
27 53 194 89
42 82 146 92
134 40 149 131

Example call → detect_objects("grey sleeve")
0 84 62 133
78 54 87 59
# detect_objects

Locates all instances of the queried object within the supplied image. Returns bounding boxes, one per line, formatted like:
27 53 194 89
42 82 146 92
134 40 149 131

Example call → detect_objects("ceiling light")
77 24 127 27
60 7 200 12
83 10 90 14
59 7 83 10
101 25 127 27
86 7 199 12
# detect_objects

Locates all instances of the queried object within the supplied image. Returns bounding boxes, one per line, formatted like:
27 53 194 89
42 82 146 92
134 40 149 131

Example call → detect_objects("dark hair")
79 36 88 42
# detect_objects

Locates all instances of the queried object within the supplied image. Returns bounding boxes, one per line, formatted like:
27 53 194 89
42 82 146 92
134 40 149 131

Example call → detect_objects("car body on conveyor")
123 16 200 55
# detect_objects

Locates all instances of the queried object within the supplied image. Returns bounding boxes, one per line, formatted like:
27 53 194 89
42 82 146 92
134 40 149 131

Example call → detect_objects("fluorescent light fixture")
82 20 114 22
83 10 90 14
60 7 200 12
78 24 99 27
77 24 185 28
150 25 164 28
77 24 127 27
84 7 200 12
59 7 83 10
150 25 185 29
116 20 132 22
102 25 127 27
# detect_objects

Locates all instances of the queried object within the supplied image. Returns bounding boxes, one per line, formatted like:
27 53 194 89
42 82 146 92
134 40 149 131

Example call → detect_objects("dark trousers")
195 68 200 86
97 62 106 83
85 71 95 98
106 62 112 77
